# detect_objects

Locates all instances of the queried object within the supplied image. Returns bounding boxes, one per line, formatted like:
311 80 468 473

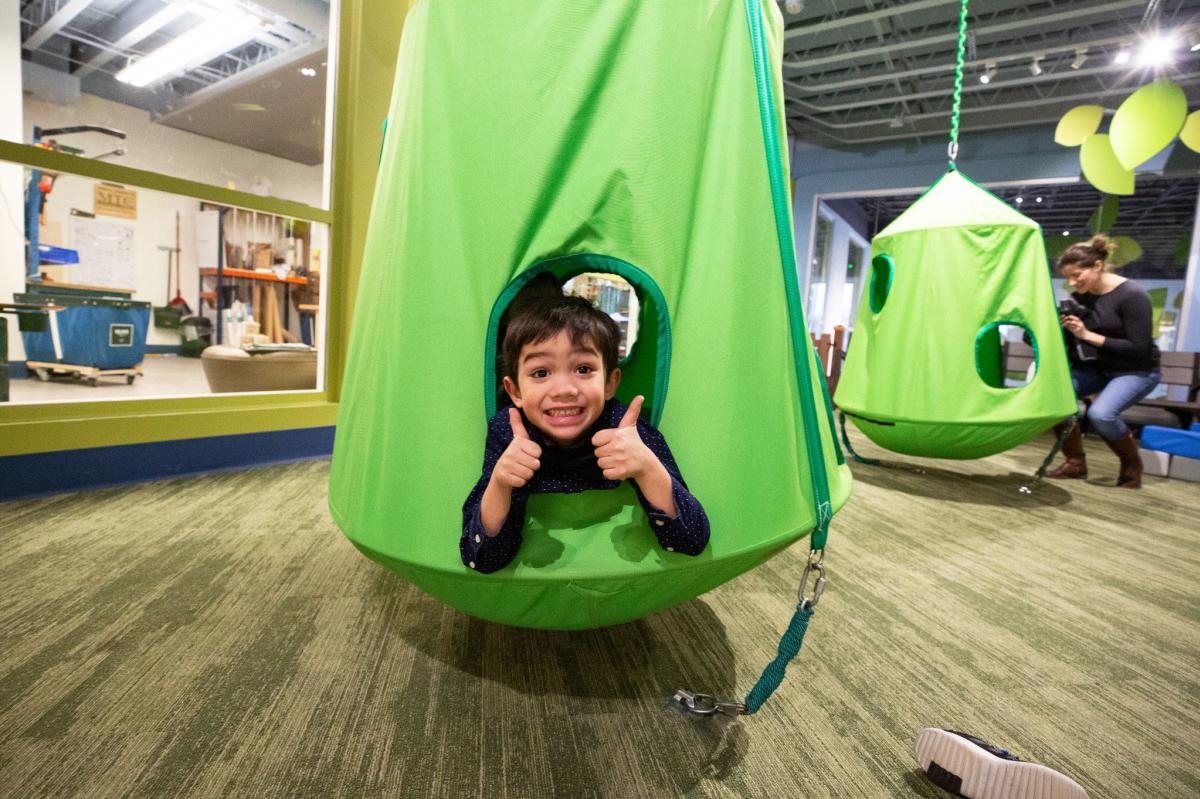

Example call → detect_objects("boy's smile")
503 330 620 447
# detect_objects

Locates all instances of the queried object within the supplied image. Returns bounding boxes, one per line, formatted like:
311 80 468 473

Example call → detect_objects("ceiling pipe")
783 31 1151 95
782 0 959 41
23 0 96 51
782 0 1144 70
784 72 1200 133
786 57 1143 114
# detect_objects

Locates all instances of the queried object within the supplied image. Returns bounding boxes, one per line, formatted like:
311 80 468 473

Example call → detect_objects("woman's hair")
502 294 621 381
1058 234 1116 271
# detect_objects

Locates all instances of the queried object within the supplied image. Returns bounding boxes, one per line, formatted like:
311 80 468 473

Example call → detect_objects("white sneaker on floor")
914 728 1088 799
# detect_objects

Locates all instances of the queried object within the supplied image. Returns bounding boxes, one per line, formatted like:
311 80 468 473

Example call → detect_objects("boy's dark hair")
502 293 621 381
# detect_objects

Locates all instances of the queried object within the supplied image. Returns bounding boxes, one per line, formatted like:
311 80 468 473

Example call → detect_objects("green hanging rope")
947 0 970 170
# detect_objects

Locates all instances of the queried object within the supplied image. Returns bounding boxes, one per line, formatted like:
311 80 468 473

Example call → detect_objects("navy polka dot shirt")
460 399 710 573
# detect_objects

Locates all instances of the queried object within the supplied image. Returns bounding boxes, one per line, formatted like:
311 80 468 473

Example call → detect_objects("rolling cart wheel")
34 368 50 382
88 377 100 387
125 375 136 385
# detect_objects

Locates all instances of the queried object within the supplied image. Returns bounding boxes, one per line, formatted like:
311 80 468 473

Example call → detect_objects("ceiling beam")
782 0 1144 70
74 2 187 77
23 0 95 51
783 0 959 42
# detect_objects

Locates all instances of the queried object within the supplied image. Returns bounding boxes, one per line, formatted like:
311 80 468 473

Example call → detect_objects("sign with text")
94 183 137 220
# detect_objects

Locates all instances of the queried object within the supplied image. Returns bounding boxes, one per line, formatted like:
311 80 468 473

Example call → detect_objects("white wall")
24 93 324 207
1 0 25 360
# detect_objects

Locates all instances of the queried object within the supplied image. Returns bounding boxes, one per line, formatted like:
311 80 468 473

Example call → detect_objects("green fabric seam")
743 0 832 549
483 253 672 427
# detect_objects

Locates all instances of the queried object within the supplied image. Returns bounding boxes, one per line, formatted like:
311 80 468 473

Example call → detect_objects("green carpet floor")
1 434 1197 798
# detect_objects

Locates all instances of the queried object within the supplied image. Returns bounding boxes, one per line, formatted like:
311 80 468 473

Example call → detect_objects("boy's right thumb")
508 407 528 439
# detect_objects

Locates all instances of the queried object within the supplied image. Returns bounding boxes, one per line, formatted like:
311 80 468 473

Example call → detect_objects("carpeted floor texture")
1 433 1197 798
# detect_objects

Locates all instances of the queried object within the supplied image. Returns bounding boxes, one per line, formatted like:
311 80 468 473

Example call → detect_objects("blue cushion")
1141 425 1200 459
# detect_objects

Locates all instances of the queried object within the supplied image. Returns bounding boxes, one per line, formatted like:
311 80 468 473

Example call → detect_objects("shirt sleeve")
460 416 528 573
1099 288 1154 360
630 421 710 556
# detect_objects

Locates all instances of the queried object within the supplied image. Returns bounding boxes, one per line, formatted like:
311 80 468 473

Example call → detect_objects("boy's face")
503 330 621 447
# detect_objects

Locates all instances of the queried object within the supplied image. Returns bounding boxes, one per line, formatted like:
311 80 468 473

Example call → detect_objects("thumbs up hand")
490 407 543 491
591 396 653 481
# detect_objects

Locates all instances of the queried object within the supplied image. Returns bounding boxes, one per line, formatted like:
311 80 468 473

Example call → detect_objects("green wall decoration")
1181 110 1200 153
1054 105 1105 146
1106 236 1144 270
1174 232 1192 266
1088 195 1119 233
1079 134 1135 195
1109 78 1188 170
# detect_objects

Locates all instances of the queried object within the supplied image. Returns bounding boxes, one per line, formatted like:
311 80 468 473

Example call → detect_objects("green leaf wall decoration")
1109 78 1187 170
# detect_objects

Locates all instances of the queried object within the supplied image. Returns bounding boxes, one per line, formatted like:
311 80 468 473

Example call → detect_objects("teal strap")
947 0 969 170
838 411 880 465
744 604 815 713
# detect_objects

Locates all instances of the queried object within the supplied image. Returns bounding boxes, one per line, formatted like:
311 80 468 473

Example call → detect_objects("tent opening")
485 253 672 426
869 254 894 313
975 321 1038 389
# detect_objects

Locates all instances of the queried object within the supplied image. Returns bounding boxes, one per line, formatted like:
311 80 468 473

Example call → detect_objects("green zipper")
743 0 833 548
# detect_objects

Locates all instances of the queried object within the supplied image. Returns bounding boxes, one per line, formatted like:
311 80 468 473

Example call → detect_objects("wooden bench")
1124 351 1200 429
1004 343 1200 429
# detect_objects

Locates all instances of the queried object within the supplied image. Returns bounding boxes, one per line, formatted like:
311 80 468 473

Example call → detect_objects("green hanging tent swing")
833 2 1076 462
329 0 851 711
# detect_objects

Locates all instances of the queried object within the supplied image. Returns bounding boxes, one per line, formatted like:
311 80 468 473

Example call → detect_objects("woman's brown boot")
1104 431 1143 488
1046 420 1087 479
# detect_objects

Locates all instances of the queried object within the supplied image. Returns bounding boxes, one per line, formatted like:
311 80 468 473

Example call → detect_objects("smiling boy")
460 293 710 573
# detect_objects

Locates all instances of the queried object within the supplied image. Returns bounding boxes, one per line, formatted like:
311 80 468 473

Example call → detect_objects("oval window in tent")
869 254 894 313
975 321 1038 389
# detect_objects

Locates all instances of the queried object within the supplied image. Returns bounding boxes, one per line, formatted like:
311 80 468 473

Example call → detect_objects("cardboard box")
1167 456 1200 482
1140 449 1171 477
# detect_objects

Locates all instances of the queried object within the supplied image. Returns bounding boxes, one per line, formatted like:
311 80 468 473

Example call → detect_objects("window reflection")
12 0 331 207
1 170 328 404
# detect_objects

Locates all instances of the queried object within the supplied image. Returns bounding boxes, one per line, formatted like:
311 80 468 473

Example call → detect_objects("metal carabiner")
797 548 826 609
671 689 746 717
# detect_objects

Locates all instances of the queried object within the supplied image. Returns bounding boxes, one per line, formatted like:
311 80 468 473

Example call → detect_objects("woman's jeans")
1072 364 1162 441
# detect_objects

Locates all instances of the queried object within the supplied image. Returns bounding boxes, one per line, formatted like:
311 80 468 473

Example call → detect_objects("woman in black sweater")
1047 235 1161 488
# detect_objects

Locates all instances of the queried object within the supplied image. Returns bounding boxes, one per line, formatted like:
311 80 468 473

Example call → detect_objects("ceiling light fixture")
784 0 803 14
1071 47 1088 70
1015 196 1024 204
300 67 317 77
1138 32 1177 67
1036 196 1043 203
116 7 263 88
1029 55 1044 76
979 60 997 84
1114 46 1131 65
1062 230 1071 236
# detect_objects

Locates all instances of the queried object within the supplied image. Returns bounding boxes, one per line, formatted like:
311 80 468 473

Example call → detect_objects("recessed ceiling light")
1062 230 1070 236
1015 196 1024 204
1036 196 1043 203
300 67 317 77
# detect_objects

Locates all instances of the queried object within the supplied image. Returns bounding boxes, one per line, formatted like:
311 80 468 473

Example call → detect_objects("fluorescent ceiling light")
116 7 263 88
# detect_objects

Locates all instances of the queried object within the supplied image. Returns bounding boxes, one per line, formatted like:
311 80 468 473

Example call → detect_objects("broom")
169 211 191 315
